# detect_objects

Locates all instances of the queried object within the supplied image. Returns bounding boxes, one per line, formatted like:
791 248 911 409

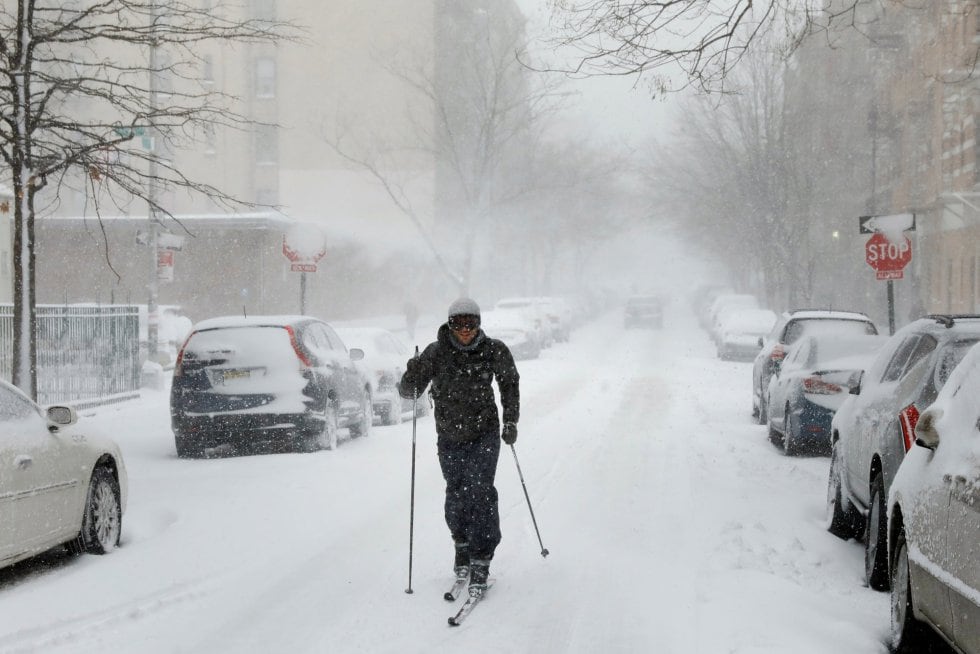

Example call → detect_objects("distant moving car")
334 326 426 426
826 314 980 592
715 308 778 361
888 340 980 653
752 310 878 423
170 315 373 456
481 309 541 361
624 294 664 329
0 379 126 569
765 333 887 455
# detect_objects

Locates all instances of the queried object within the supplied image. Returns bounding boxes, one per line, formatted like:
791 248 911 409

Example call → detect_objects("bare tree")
542 0 880 94
645 41 816 306
0 0 295 398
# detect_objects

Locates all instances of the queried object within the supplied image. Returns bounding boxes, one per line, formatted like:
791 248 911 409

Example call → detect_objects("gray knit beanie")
448 297 481 318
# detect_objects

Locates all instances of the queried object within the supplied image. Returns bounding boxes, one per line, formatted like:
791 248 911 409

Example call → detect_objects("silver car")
826 315 980 592
888 340 980 653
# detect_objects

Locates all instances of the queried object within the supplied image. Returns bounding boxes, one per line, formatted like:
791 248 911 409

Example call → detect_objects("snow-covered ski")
448 579 494 627
444 571 469 602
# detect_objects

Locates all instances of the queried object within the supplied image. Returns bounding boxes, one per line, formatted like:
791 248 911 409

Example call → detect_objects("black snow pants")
437 431 501 561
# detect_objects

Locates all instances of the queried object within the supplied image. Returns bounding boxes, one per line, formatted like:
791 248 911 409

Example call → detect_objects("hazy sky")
516 0 680 144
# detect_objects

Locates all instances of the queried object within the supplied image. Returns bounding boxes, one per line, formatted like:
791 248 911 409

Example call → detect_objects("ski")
444 572 469 602
447 579 493 627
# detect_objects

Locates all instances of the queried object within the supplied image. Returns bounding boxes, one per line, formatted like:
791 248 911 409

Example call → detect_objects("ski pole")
405 346 419 594
509 444 549 557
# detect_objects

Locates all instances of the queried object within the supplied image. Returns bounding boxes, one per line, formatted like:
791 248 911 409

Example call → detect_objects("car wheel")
865 473 890 591
891 527 941 652
73 466 122 555
782 404 797 456
322 404 340 451
826 441 861 539
350 391 372 438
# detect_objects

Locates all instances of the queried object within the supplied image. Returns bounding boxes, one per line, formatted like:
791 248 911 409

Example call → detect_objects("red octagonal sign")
865 232 912 280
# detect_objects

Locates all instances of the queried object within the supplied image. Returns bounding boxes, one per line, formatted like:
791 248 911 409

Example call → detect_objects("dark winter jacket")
399 324 519 443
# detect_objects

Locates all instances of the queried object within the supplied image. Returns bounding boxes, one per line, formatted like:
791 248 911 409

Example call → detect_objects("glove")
501 422 518 445
403 357 422 397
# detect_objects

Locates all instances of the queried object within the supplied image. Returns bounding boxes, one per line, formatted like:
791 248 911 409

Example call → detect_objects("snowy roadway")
0 301 892 653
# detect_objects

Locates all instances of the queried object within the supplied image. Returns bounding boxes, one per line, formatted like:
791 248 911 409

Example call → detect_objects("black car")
170 315 373 457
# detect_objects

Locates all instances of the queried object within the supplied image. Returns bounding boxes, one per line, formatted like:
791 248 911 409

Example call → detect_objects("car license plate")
222 369 250 381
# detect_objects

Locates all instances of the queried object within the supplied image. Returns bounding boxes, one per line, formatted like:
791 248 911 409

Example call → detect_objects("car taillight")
899 403 920 452
284 325 312 367
771 344 785 360
173 334 193 377
802 375 842 394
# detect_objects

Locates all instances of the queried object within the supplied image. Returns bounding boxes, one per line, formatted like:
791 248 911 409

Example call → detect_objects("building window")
255 57 276 98
255 124 278 165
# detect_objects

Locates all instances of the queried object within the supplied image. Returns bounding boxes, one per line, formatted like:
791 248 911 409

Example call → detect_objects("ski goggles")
449 315 480 331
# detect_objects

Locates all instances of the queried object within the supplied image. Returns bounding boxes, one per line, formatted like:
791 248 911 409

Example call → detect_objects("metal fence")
0 304 141 405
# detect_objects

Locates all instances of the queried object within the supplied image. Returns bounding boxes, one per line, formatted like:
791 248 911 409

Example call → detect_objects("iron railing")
0 304 140 405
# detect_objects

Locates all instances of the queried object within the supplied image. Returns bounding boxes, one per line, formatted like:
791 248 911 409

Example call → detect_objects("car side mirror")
349 348 365 362
848 370 864 395
914 407 943 450
46 405 78 431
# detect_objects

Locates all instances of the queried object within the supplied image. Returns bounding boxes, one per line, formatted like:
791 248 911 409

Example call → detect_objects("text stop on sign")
865 232 912 280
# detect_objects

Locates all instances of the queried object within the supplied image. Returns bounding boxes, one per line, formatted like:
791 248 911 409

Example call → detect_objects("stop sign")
865 232 912 280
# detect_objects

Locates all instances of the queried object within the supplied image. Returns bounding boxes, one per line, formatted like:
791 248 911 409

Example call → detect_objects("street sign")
865 231 912 280
290 263 317 273
859 212 916 234
282 224 326 270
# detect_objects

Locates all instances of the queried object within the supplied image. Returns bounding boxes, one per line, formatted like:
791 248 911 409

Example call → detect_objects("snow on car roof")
191 315 314 331
788 310 873 321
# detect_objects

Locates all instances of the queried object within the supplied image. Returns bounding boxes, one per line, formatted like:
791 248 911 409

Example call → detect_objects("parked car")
481 309 541 361
623 294 664 329
170 315 373 456
705 293 759 343
715 308 778 361
752 310 878 423
825 314 980 591
0 379 127 569
888 340 980 653
495 297 553 348
535 296 573 343
333 326 427 426
765 333 887 455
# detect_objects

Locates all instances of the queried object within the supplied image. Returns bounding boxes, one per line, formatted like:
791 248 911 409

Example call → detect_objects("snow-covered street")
0 298 892 654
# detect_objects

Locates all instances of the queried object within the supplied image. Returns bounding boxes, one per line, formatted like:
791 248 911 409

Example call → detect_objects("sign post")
861 214 915 335
282 224 326 314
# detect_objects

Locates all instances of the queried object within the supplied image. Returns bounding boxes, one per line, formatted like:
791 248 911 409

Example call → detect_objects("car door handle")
13 455 33 470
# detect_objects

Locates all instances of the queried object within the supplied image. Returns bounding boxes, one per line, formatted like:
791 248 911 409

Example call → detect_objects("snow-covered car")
170 315 373 456
826 314 980 592
888 340 980 653
480 309 541 361
494 297 552 348
765 333 887 455
623 294 664 329
0 379 127 569
333 326 427 425
715 308 777 361
752 310 878 423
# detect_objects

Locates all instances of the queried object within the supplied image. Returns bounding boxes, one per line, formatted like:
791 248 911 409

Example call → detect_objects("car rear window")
183 326 295 368
935 338 980 390
783 318 876 344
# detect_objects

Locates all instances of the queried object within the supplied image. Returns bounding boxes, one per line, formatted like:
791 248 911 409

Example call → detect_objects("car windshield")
935 338 980 390
784 318 875 344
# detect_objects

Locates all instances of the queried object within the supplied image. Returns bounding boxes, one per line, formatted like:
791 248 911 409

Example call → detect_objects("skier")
399 297 520 597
